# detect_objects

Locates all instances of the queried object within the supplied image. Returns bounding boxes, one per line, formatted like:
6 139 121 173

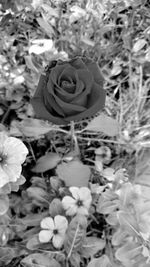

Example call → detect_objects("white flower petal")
39 230 53 243
41 217 54 230
52 234 65 248
69 187 80 200
77 206 89 216
4 137 28 164
54 215 68 234
0 166 9 188
3 164 21 182
62 196 76 210
83 198 92 209
65 205 78 216
78 187 91 201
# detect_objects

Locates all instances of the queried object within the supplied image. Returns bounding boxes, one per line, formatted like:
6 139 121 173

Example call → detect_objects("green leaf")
87 255 112 267
56 160 91 187
32 152 61 173
0 195 9 215
82 237 106 258
84 113 119 136
26 235 40 250
17 118 57 138
21 253 61 267
27 187 48 203
64 215 87 256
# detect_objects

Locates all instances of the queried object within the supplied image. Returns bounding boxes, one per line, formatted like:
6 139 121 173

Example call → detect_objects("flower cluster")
39 186 92 248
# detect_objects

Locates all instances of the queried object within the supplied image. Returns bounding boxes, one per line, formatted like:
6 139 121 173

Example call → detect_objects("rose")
31 57 106 125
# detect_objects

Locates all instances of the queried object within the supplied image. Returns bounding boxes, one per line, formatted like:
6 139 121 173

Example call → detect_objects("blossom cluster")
39 187 92 248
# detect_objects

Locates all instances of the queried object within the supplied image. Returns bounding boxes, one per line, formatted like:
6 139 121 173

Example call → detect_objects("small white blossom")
62 187 92 216
0 132 28 188
39 215 68 248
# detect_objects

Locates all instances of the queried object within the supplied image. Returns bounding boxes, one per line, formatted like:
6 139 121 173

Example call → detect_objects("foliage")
0 0 150 266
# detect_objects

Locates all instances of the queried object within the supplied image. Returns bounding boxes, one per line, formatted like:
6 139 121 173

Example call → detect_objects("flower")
31 57 106 125
0 132 28 188
39 215 68 248
62 187 92 216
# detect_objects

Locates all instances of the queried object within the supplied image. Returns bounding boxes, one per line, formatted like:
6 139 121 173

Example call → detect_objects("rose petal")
53 93 86 116
55 78 84 102
50 63 71 85
41 217 54 230
70 57 87 69
43 88 65 117
39 229 53 243
63 82 106 123
58 66 77 86
52 234 64 248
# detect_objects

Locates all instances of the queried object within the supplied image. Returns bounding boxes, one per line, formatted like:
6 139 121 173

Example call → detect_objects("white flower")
39 215 68 248
0 132 28 188
62 187 92 216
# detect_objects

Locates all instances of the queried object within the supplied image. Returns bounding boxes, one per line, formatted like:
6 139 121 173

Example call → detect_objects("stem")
70 121 80 156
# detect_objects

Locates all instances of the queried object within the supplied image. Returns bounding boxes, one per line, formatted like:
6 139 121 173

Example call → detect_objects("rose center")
76 200 83 207
61 80 76 93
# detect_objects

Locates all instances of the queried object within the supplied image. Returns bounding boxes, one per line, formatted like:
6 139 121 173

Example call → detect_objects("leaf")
0 195 9 215
84 113 119 136
0 247 17 265
26 235 40 250
135 148 150 186
17 118 57 138
21 253 61 267
87 255 112 267
132 39 147 53
49 198 64 217
56 160 91 187
27 187 48 202
64 215 87 255
115 241 142 264
32 153 61 173
82 237 106 258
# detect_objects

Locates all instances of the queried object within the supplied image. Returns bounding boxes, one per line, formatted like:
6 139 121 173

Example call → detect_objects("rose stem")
70 120 80 156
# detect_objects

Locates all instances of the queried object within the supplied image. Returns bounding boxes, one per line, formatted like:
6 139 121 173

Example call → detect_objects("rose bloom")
0 132 28 188
31 57 106 125
62 187 92 216
39 215 68 248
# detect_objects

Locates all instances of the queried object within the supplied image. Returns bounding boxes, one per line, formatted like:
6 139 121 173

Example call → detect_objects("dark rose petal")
58 66 77 86
31 75 66 124
50 63 70 85
55 79 84 102
43 87 65 117
62 82 106 123
53 92 86 116
76 69 93 95
70 57 87 70
31 57 106 125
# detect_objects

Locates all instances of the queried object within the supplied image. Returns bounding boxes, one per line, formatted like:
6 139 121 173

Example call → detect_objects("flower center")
76 199 83 207
0 153 7 165
53 229 58 235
